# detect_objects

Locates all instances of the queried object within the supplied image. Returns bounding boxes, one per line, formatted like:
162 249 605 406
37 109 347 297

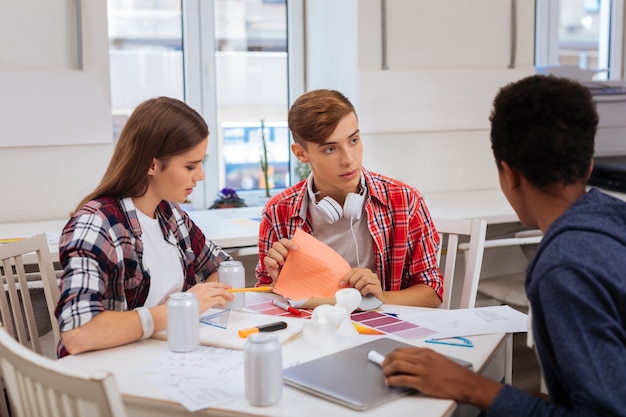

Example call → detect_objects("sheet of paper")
272 228 351 299
141 346 244 412
381 305 529 339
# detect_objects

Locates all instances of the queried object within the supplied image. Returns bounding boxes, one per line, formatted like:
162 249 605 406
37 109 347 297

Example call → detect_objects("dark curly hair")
490 75 598 190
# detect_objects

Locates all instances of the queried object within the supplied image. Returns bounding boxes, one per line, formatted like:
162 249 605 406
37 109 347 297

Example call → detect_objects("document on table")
141 346 245 412
382 305 529 340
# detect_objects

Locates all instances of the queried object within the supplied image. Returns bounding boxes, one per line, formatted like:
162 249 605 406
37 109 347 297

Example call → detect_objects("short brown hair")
288 89 356 147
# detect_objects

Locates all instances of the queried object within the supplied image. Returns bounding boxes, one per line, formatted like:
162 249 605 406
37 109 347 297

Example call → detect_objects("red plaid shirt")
256 168 443 299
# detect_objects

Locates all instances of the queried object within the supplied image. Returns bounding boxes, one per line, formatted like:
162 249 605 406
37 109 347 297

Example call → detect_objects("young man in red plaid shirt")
255 89 443 307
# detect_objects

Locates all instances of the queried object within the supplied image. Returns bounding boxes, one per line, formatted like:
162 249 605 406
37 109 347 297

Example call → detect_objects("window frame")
183 0 304 209
535 0 625 80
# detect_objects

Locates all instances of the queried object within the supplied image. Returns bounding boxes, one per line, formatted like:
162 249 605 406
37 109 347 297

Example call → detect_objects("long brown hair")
73 97 208 213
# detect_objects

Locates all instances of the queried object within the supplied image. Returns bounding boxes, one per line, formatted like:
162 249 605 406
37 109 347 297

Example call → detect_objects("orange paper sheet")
272 229 351 300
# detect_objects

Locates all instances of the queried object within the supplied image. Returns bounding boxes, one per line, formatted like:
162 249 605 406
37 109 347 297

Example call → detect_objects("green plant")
295 160 311 182
259 119 271 198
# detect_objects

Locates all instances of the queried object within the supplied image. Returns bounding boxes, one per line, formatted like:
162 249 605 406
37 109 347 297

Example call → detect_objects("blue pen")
424 336 474 348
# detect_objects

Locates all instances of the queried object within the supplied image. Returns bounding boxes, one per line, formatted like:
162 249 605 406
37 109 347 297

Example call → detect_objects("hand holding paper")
272 229 351 300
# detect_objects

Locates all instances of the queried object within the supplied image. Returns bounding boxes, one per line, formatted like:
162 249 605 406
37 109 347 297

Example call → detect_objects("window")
107 0 184 141
222 122 290 191
212 0 291 198
536 0 624 81
107 0 304 207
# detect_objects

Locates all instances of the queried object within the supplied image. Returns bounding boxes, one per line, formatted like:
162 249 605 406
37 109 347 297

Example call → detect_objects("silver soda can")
166 292 199 352
218 260 245 309
244 333 283 406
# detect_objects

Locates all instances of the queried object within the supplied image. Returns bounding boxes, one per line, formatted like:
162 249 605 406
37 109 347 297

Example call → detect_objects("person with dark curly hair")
382 75 626 416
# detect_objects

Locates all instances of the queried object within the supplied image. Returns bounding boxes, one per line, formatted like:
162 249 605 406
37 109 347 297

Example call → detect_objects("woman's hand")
187 281 234 312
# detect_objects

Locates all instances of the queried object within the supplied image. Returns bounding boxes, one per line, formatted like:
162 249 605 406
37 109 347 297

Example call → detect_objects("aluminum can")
219 260 245 309
166 292 199 352
244 333 283 406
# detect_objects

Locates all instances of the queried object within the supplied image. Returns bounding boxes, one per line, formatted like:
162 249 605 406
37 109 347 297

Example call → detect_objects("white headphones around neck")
307 174 366 223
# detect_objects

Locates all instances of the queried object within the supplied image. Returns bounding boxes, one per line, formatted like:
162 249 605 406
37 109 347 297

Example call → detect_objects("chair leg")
1 378 13 417
504 333 513 385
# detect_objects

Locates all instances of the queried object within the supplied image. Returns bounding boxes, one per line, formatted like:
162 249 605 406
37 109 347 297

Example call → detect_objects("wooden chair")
0 326 127 417
432 218 487 309
0 233 61 354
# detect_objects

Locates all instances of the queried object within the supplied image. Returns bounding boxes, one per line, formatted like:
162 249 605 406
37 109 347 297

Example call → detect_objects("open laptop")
282 337 472 411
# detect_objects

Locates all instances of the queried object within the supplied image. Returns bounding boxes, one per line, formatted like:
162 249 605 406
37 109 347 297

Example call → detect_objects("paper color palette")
351 322 385 335
272 229 351 300
246 300 312 319
350 311 435 340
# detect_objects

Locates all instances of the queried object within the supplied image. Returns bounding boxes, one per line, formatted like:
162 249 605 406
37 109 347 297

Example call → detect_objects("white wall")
3 1 625 224
306 0 536 194
304 0 360 102
359 68 534 194
0 1 113 223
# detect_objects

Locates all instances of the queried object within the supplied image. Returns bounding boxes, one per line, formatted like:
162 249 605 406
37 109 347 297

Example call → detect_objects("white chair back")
0 327 127 417
432 218 487 309
0 233 61 352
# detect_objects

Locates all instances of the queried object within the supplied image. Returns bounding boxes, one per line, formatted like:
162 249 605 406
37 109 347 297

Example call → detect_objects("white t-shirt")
307 191 376 272
136 208 184 307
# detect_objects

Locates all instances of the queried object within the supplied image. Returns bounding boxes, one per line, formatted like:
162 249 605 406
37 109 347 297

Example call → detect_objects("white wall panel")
0 1 112 148
358 68 535 134
362 130 499 194
0 146 112 221
0 1 112 222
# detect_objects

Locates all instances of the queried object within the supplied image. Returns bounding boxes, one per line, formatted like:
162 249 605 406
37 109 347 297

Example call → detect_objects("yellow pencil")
227 287 274 293
0 237 25 244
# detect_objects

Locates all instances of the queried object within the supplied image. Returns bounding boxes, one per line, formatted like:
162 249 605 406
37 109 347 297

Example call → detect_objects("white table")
187 206 262 256
3 187 626 247
423 186 626 224
58 304 512 417
423 189 517 225
0 206 264 260
0 219 65 246
0 190 516 254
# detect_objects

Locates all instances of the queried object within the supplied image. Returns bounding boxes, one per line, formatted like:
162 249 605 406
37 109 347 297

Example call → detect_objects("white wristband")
134 307 154 339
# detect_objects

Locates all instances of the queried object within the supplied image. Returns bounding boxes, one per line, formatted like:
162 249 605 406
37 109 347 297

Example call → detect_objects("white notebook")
152 308 304 350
